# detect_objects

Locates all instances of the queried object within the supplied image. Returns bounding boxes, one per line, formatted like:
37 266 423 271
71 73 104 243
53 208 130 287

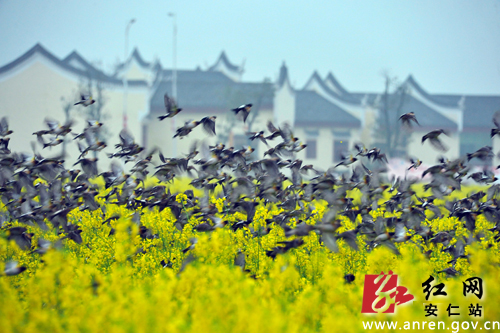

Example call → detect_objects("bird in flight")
158 93 182 120
74 94 95 107
232 104 252 123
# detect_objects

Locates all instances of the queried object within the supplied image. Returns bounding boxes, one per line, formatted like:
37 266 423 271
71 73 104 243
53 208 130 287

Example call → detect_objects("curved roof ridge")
62 50 79 61
208 50 241 73
303 71 360 105
131 48 151 68
0 43 55 73
62 50 115 82
405 74 457 107
63 51 94 70
0 44 147 87
325 72 350 96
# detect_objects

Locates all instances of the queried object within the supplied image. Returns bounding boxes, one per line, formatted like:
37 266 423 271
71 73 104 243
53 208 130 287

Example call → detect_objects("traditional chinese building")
0 44 499 170
0 44 149 167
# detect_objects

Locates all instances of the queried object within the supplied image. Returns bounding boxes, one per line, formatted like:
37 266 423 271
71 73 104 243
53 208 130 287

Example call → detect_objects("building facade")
1 44 499 171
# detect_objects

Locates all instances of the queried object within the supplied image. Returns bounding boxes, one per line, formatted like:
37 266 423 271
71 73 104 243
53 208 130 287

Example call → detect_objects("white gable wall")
0 54 148 171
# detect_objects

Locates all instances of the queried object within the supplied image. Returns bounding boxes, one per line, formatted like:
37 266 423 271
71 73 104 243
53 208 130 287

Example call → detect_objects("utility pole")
168 12 178 156
123 18 136 129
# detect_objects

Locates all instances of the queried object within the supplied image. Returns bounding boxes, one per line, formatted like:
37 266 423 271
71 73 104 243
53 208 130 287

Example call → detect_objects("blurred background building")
0 44 499 171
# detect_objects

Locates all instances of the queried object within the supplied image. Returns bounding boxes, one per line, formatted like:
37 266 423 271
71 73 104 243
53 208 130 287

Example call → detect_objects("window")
306 139 317 159
333 140 348 162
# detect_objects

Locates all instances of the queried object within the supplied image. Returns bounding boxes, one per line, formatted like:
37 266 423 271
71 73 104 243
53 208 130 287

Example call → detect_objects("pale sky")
1 0 500 95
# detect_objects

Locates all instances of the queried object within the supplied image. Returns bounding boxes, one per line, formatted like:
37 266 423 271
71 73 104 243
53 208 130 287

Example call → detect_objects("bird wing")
429 138 448 152
267 121 279 134
494 110 500 128
201 118 216 136
45 119 59 131
119 128 135 146
164 93 170 110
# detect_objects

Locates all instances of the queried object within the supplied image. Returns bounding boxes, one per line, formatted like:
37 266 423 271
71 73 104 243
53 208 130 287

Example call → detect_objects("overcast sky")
1 0 500 95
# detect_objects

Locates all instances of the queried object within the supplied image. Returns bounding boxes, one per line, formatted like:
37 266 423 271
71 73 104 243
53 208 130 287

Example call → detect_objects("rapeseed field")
1 186 499 332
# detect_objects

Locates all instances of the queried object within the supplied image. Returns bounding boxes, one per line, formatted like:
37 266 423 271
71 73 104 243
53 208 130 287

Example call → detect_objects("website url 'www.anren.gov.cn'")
362 320 500 332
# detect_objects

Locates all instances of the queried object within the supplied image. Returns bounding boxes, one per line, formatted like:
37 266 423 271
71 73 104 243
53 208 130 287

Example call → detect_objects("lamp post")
123 18 136 130
168 12 177 156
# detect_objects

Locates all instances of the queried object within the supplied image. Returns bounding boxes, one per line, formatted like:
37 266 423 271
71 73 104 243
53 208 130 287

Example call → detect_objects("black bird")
335 155 357 168
8 227 33 250
158 93 182 120
231 104 252 123
3 261 27 276
344 274 355 284
399 112 419 128
248 131 268 146
173 121 200 139
0 117 13 137
491 110 500 138
422 129 448 152
408 157 422 170
74 94 95 107
199 116 217 136
467 146 493 161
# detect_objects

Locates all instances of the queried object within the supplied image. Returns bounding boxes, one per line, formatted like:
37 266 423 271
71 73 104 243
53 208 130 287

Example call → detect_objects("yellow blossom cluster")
1 184 500 332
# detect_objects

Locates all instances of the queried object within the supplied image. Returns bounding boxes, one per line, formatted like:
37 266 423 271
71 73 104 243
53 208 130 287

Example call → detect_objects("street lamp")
168 12 177 156
123 18 136 129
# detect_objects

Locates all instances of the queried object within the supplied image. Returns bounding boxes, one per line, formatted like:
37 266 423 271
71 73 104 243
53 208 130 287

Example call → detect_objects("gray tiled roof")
295 90 361 128
400 95 458 130
349 92 377 104
348 92 458 130
299 73 455 130
161 69 233 84
433 94 500 130
307 73 499 131
428 94 461 105
150 74 274 113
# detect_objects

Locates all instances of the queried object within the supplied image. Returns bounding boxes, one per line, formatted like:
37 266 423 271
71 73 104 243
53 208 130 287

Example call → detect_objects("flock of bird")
1 92 500 281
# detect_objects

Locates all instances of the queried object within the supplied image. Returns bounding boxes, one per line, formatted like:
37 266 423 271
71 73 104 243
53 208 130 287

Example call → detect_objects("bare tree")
74 64 111 160
372 73 409 158
78 68 110 142
60 95 74 158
